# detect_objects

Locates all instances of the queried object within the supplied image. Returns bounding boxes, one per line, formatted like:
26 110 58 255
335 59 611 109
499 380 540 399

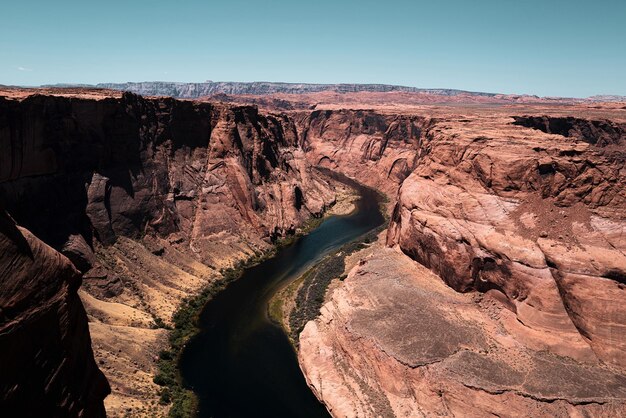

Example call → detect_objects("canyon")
0 85 625 417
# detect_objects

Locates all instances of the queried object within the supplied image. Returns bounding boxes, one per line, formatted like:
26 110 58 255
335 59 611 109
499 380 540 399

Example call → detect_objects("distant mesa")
38 81 626 103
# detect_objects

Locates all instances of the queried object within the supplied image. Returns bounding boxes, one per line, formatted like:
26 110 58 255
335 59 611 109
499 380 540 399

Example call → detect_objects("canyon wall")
298 106 626 417
0 208 110 417
294 109 433 200
2 87 625 417
0 89 336 416
386 113 626 366
0 91 334 254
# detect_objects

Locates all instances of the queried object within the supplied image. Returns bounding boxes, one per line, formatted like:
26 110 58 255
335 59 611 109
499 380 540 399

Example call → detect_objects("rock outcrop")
0 209 110 417
387 112 626 367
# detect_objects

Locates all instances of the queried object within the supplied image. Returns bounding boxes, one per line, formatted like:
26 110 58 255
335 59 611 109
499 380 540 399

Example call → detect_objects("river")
179 173 385 417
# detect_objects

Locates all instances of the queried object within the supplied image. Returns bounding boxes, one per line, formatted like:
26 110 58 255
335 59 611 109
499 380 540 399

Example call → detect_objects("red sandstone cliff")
293 109 434 201
386 113 626 367
296 103 626 417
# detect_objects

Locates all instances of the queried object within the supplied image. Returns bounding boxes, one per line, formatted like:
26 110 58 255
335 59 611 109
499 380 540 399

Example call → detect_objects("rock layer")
0 209 110 417
297 102 626 417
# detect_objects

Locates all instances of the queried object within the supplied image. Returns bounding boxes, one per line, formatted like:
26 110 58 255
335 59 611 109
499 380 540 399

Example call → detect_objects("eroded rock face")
294 109 434 199
0 89 336 416
300 248 626 418
386 112 626 368
0 209 110 417
0 93 333 255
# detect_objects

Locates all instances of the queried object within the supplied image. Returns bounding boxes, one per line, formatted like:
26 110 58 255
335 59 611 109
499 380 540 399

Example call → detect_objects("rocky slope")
0 87 336 416
297 103 626 417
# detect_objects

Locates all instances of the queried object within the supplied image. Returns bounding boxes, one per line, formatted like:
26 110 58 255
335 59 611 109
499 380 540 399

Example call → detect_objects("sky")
1 0 625 97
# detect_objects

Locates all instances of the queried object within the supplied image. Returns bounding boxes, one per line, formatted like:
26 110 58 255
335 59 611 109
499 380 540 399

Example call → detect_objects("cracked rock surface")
300 248 626 417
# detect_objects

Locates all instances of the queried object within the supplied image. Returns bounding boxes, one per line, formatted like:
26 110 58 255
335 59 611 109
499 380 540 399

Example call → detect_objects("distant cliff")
92 81 496 98
36 82 625 103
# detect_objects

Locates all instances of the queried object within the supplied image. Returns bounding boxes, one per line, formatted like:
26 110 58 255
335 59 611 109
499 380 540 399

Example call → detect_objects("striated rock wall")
0 209 110 417
294 109 434 199
0 92 334 254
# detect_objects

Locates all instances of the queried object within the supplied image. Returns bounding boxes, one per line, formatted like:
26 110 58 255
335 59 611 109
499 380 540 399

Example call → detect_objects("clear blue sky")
1 0 625 97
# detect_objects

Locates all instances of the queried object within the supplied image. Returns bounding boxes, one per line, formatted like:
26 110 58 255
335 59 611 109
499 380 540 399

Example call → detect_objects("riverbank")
154 172 363 417
175 171 386 417
268 223 387 345
152 254 269 417
269 182 389 352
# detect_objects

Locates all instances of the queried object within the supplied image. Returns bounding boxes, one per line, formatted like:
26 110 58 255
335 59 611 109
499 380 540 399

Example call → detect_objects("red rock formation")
0 88 337 415
293 102 626 417
386 113 626 367
0 89 335 273
0 209 110 417
293 109 433 199
300 248 626 418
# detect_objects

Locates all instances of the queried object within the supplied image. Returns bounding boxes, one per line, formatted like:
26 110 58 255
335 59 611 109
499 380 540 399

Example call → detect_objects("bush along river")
178 172 385 417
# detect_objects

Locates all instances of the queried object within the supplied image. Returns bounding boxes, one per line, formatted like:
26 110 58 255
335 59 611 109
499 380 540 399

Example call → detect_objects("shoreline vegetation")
269 180 389 346
153 171 386 417
268 221 388 346
152 213 333 417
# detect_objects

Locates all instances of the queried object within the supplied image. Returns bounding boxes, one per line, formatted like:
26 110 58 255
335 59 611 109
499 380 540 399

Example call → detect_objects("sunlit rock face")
296 100 626 417
387 112 626 367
